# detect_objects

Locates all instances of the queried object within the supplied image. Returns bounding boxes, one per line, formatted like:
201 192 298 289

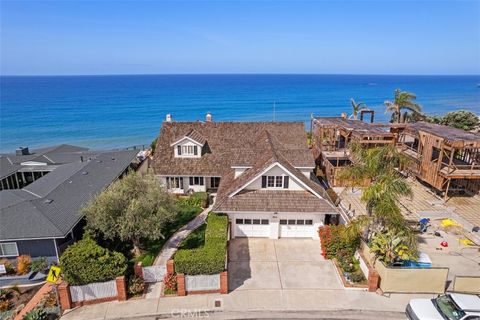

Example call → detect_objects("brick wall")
58 276 127 311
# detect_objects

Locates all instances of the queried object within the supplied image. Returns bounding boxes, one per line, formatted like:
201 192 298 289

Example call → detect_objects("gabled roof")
170 129 207 147
0 149 138 240
213 131 337 213
153 121 315 176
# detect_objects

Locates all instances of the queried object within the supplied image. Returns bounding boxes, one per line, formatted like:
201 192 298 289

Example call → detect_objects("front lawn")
174 213 228 275
133 201 203 267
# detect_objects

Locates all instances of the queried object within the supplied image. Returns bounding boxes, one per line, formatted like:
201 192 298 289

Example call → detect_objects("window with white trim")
189 177 204 186
177 145 198 156
262 175 289 189
166 177 184 189
0 242 19 257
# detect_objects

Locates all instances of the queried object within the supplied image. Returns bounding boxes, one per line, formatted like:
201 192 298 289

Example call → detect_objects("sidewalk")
60 289 433 320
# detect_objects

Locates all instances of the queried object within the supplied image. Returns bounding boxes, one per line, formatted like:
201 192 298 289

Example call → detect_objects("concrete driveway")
228 238 343 291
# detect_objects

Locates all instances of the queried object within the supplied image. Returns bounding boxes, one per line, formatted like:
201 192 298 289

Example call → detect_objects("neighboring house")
310 116 395 187
395 122 480 198
152 113 340 239
0 144 138 261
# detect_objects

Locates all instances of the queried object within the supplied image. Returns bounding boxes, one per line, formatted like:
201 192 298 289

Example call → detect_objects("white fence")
70 280 118 302
142 265 166 283
185 274 220 291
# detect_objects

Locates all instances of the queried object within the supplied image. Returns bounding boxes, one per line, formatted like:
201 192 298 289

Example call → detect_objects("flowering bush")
16 255 32 275
128 275 145 296
163 273 177 292
0 259 14 275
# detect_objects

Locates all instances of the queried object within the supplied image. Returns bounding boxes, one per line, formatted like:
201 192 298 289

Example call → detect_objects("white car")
406 293 480 320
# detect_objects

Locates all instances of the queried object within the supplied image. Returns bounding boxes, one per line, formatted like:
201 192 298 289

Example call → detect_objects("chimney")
206 112 212 122
166 114 172 122
16 147 30 156
341 112 347 119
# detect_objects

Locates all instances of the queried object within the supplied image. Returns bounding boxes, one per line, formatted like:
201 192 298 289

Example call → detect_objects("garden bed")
133 200 203 267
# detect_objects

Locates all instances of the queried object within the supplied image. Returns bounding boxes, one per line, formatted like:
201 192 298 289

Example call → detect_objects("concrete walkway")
144 202 212 298
153 203 212 266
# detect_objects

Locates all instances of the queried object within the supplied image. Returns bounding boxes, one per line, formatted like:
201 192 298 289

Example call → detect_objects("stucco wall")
361 242 449 294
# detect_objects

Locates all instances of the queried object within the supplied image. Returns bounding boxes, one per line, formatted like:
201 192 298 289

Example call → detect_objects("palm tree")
339 143 416 249
384 89 422 123
350 98 366 120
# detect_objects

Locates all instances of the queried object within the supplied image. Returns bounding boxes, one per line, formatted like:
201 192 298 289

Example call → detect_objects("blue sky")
1 1 479 75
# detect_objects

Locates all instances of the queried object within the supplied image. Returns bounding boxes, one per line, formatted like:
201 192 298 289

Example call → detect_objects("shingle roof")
213 130 337 213
0 149 138 240
0 144 91 178
213 189 336 213
186 130 207 145
152 121 315 176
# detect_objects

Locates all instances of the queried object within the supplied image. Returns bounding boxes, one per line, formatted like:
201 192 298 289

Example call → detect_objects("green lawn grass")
133 203 203 267
178 224 206 250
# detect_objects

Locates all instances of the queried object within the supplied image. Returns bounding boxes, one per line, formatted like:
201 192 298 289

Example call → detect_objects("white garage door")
235 218 270 237
280 219 314 238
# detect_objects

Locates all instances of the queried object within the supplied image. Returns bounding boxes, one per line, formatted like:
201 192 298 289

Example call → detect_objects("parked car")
406 293 480 320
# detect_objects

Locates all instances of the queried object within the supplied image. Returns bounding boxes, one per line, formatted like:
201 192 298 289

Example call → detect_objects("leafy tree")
83 172 177 256
150 137 158 154
440 110 479 131
339 144 416 249
369 230 416 265
350 98 367 120
384 89 422 123
60 238 127 285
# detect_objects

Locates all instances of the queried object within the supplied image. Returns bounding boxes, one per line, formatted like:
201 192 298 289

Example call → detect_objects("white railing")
142 265 166 283
185 274 220 291
70 280 117 302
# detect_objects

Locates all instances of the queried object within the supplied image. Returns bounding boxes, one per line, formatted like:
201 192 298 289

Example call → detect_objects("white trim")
0 242 19 257
22 188 42 198
231 166 252 169
228 162 328 203
221 210 338 215
19 161 48 166
294 166 315 169
169 136 204 147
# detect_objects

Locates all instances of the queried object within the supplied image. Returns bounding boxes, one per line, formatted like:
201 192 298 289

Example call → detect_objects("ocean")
1 74 479 153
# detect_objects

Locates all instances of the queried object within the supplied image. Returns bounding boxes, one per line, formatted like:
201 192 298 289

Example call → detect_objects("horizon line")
1 72 480 77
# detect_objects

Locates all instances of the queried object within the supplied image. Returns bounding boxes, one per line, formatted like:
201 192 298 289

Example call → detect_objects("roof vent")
166 114 172 122
96 160 103 163
111 158 116 161
44 199 53 204
82 171 89 175
206 112 212 122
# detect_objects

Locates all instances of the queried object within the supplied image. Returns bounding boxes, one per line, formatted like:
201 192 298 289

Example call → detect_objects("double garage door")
234 217 315 238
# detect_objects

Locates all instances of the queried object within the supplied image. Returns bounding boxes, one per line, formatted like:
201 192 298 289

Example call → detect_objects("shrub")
0 259 14 275
60 238 127 286
16 255 32 275
0 299 12 312
23 307 47 320
30 257 48 273
348 269 366 283
174 213 228 275
163 273 177 292
128 276 145 296
179 192 209 208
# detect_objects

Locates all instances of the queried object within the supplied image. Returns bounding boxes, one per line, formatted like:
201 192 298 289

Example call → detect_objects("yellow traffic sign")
46 266 61 283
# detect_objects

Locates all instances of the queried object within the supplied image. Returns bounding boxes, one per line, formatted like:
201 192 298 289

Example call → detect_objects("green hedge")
60 238 127 286
174 213 228 275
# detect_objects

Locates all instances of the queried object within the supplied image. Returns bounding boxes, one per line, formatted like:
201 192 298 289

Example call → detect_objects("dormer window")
171 129 206 158
178 145 198 156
